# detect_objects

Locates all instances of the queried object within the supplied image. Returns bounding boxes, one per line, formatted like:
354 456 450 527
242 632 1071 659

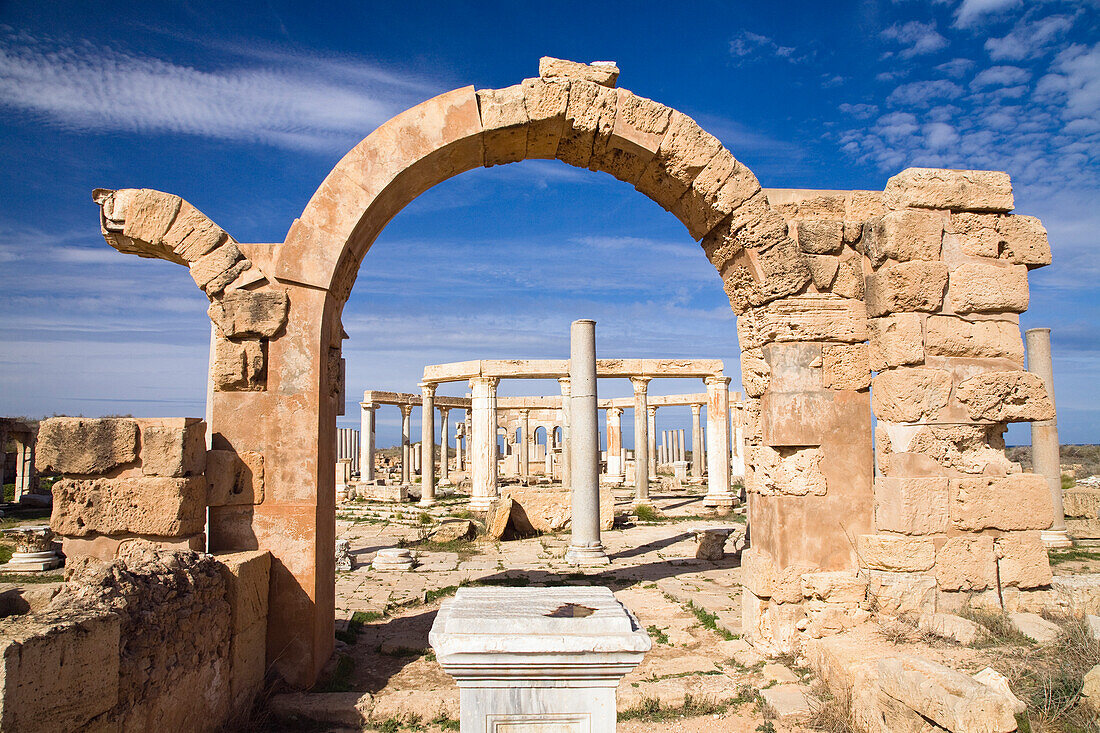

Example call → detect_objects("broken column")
566 320 608 565
703 376 734 509
632 377 651 504
470 376 499 511
606 407 624 480
1027 328 1071 548
420 383 436 507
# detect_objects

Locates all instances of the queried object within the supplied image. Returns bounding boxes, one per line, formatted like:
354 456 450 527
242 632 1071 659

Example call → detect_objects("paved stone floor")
316 488 818 731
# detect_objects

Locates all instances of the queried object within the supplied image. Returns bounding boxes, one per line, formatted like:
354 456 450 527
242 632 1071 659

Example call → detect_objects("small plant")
959 608 1034 647
418 512 433 525
687 600 735 641
806 683 860 733
647 625 670 645
634 504 662 522
430 712 460 731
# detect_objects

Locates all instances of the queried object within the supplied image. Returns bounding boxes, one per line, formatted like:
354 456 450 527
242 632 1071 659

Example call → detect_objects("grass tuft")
686 600 735 641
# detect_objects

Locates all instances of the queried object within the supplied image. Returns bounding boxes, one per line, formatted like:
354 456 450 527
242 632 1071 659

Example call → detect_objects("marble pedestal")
371 548 414 571
1 526 61 572
430 587 651 733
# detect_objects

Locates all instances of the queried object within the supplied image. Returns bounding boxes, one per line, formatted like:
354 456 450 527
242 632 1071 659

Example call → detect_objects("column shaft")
647 406 657 476
566 320 607 565
606 407 624 478
520 410 531 478
401 406 412 484
440 408 450 483
1026 328 1070 547
420 384 436 506
691 404 704 478
704 376 733 508
469 377 499 511
559 378 571 488
632 379 650 503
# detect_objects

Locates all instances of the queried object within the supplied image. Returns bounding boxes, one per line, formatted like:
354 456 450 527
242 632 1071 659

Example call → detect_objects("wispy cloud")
952 0 1023 28
0 31 441 152
728 31 798 63
881 21 949 58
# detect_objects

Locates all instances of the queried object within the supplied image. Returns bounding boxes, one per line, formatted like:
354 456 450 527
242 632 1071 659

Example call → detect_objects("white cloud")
0 32 440 152
1049 42 1100 123
952 0 1023 28
985 13 1077 60
729 31 797 62
936 58 976 78
887 79 965 107
881 21 949 58
839 102 879 119
970 65 1031 89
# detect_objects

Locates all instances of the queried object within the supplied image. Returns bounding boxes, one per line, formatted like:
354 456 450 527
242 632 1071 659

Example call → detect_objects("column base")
1041 529 1073 549
419 497 436 508
565 545 610 566
3 551 61 572
702 492 737 509
468 496 495 512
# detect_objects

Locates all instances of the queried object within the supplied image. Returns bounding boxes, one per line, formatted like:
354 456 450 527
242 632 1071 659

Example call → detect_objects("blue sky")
0 0 1097 448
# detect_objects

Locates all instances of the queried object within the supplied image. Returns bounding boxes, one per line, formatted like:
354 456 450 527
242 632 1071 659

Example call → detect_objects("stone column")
691 403 704 479
414 443 422 473
660 431 668 465
519 409 531 479
606 407 624 479
360 404 377 482
1027 328 1071 548
420 383 437 507
13 438 29 501
558 377 571 488
456 423 465 471
632 378 651 504
647 406 657 476
703 376 734 508
469 377 499 511
730 401 745 480
566 320 608 565
440 408 450 484
400 404 413 484
676 429 685 462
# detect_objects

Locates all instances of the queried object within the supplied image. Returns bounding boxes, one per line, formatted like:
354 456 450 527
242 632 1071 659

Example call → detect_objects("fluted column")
632 377 651 504
1027 328 1071 548
691 403 704 479
420 383 436 506
566 320 608 565
439 408 450 484
558 377 571 488
469 377 499 511
606 407 624 479
400 404 413 484
703 376 733 508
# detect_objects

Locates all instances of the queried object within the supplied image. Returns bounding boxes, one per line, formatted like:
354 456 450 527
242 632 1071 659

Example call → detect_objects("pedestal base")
565 545 610 566
702 492 737 509
468 496 495 512
372 548 415 571
3 551 61 572
1041 529 1074 549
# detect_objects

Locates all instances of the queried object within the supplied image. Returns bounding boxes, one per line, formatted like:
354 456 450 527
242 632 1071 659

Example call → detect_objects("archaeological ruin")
1 56 1096 732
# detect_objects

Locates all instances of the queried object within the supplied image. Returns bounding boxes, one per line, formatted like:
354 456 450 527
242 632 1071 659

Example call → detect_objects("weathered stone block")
903 423 1018 476
874 477 949 535
948 262 1029 314
208 290 289 339
884 168 1014 213
865 261 948 316
936 535 996 591
800 571 868 605
740 348 770 398
822 343 870 390
996 531 1052 589
856 535 936 572
867 313 924 371
747 445 827 496
877 654 1019 732
538 56 618 87
139 418 206 478
163 200 228 261
60 532 205 562
216 550 271 635
0 608 121 731
865 209 943 267
206 449 265 506
870 367 951 422
555 80 616 170
36 417 138 475
122 188 182 248
866 571 937 616
807 254 839 289
477 84 528 166
950 474 1053 531
597 89 670 182
679 149 760 238
521 77 570 159
52 476 207 537
190 242 245 290
955 370 1054 422
231 620 268 707
951 212 1051 267
213 337 266 391
924 315 1023 362
737 294 868 349
636 111 722 210
741 548 813 603
1064 488 1100 518
795 220 843 254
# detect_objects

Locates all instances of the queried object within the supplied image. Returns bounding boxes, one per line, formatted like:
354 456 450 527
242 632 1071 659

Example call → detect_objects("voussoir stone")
36 417 138 475
51 476 207 537
871 367 951 422
163 200 228 261
521 77 570 159
951 474 1054 531
884 168 1014 213
477 84 528 166
538 57 619 87
948 262 1029 314
207 290 290 339
955 370 1054 422
865 260 948 317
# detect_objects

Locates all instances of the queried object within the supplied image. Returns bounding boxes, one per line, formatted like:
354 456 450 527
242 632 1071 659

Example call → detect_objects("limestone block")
864 209 943 267
973 667 1027 714
231 620 267 707
924 315 1023 362
951 212 1051 267
679 149 760 238
477 85 528 166
904 423 1018 476
190 242 245 290
955 370 1054 422
1009 612 1060 644
36 417 138 475
795 220 843 254
747 445 827 496
216 550 271 634
870 367 951 422
207 290 289 339
213 337 266 391
122 188 182 249
1051 575 1100 615
867 313 924 372
60 533 205 562
876 655 1019 732
736 294 868 349
52 476 207 537
0 608 121 730
520 77 570 159
748 239 814 305
1069 517 1100 539
206 449 265 506
918 612 983 645
636 111 722 210
950 474 1053 531
995 531 1052 589
936 535 996 591
874 477 949 535
538 56 618 87
865 261 948 317
832 253 865 300
822 343 870 390
741 549 813 604
948 262 1030 314
800 571 868 605
856 534 936 572
866 571 937 616
807 254 839 289
598 89 671 182
505 487 614 533
740 348 770 398
883 168 1014 213
138 418 206 478
1083 665 1100 705
556 80 616 170
163 200 228 261
1064 488 1100 518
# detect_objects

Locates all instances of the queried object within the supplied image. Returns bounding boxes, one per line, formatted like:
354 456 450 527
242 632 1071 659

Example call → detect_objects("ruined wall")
0 543 269 732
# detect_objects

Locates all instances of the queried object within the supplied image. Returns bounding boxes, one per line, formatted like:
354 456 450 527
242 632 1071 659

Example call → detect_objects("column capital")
558 376 571 393
439 406 450 416
419 382 437 398
608 406 624 418
469 376 500 391
359 401 376 411
647 405 657 416
400 404 414 417
630 376 651 394
705 375 732 388
690 403 702 414
518 408 531 417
